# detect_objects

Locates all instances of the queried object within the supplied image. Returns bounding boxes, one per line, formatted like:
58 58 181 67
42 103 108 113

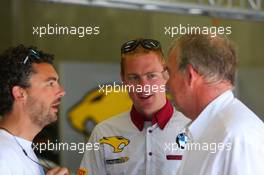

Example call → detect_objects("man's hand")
46 167 70 175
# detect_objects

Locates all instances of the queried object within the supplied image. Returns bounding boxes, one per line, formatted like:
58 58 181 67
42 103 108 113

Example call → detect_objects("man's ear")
12 86 27 101
186 64 199 88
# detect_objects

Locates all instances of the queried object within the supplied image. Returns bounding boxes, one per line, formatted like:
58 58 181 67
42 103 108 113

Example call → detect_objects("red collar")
130 99 174 131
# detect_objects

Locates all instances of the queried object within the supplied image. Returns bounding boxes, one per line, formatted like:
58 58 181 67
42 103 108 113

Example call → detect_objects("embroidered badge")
99 136 130 153
166 155 182 160
106 157 129 164
176 133 188 149
77 168 87 175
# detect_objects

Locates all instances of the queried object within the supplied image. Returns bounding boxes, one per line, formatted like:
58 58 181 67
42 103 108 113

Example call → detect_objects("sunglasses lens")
142 39 160 49
121 40 139 53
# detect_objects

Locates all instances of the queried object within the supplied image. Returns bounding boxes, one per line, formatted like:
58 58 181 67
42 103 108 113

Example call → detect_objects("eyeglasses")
126 69 169 84
22 49 40 64
121 39 161 53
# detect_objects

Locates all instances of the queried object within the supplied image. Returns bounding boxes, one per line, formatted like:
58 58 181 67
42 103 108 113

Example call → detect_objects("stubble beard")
26 96 57 129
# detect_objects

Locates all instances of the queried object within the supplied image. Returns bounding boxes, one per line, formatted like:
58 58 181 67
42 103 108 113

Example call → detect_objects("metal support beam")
42 0 264 21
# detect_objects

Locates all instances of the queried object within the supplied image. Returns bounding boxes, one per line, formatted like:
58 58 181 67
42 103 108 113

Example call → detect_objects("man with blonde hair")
79 39 190 175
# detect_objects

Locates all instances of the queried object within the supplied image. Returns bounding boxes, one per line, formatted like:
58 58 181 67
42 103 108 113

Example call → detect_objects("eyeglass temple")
23 49 40 64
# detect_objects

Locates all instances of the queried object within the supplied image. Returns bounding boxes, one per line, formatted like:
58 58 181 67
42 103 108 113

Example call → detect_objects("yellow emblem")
99 136 130 153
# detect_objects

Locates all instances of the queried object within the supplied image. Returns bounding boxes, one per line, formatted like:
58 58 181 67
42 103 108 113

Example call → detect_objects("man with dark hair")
167 34 264 175
78 39 190 175
0 45 69 175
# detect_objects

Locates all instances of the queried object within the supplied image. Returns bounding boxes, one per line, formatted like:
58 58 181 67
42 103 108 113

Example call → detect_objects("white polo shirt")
177 90 264 175
79 100 190 175
0 129 45 175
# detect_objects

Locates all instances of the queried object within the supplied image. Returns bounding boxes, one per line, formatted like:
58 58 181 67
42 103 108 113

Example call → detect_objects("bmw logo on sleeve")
176 133 189 149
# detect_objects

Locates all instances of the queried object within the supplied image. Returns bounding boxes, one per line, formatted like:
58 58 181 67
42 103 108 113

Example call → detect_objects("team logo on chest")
99 136 130 153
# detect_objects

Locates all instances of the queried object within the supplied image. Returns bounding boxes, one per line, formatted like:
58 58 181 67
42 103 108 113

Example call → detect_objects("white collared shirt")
177 90 264 175
79 109 190 175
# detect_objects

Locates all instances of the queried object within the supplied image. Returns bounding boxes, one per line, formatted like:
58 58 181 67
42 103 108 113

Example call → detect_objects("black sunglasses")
121 39 161 53
22 49 40 64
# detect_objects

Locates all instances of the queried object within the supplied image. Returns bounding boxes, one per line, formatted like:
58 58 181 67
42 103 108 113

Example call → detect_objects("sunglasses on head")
22 49 40 64
121 39 161 54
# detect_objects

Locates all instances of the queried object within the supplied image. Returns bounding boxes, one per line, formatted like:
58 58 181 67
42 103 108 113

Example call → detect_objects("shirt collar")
130 99 174 131
188 90 234 141
0 129 33 148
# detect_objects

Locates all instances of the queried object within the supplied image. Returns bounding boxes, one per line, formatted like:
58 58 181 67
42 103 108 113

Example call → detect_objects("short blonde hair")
121 44 165 75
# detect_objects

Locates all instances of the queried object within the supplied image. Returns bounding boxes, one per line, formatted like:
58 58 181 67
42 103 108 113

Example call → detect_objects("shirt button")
148 152 152 156
148 130 152 133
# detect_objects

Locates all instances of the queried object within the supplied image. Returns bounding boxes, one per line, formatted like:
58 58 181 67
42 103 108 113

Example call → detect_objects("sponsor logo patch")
77 168 87 175
106 157 129 164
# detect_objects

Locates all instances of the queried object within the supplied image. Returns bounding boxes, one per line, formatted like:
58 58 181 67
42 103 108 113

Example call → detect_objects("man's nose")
57 85 66 98
138 77 150 86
